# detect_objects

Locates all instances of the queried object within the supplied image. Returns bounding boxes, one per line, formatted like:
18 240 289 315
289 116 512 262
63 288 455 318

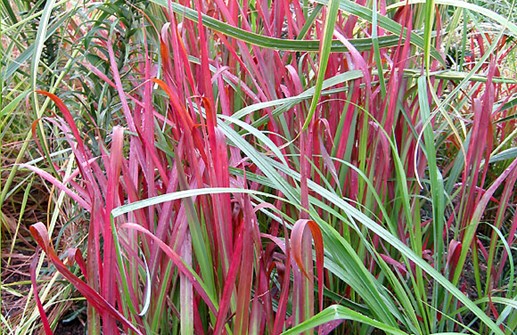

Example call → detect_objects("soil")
54 317 86 335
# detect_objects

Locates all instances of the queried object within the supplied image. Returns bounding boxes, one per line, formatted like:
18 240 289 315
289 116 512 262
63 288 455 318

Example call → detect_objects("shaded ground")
54 315 86 335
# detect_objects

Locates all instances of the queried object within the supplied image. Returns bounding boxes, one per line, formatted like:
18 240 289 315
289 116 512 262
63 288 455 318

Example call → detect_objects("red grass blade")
29 222 143 335
291 219 325 312
151 78 209 164
35 90 88 160
106 39 137 132
30 248 53 335
34 90 103 199
65 248 88 282
446 240 462 280
213 216 244 334
118 222 218 314
101 126 125 333
234 195 257 334
380 254 408 277
272 222 292 335
18 164 90 210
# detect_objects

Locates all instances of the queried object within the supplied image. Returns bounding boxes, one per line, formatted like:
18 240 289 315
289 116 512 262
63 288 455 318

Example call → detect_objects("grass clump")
1 0 516 334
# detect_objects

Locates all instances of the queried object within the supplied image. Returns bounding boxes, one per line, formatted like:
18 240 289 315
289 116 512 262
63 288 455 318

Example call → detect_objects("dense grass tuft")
1 1 516 334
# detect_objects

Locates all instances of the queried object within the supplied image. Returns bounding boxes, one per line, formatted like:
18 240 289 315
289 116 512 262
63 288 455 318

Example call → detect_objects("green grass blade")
282 305 408 335
302 0 340 131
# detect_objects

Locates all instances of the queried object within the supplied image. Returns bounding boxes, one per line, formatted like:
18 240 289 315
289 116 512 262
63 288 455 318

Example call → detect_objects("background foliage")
1 0 516 334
